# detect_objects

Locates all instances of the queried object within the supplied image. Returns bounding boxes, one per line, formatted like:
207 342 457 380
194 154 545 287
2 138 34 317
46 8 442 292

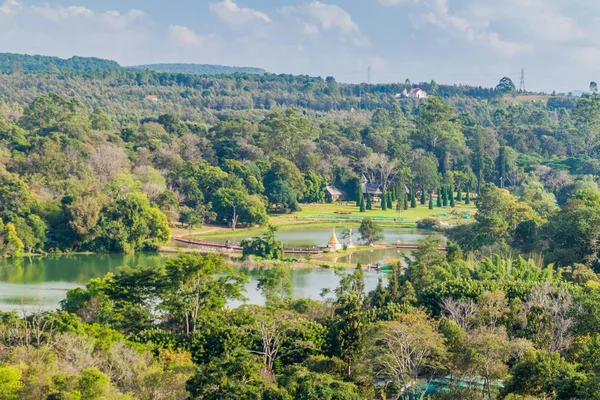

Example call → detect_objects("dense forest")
130 63 266 76
3 54 600 398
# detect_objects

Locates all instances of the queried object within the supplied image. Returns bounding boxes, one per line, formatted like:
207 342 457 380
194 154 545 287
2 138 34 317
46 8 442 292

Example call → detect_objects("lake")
0 254 385 312
198 226 440 248
0 226 442 312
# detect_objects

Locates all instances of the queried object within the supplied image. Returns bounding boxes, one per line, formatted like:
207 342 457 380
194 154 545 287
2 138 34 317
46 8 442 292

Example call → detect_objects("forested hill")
0 52 578 127
0 52 120 73
129 63 266 75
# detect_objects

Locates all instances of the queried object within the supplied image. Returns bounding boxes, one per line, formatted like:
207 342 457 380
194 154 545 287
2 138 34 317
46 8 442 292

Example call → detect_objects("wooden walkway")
174 237 321 254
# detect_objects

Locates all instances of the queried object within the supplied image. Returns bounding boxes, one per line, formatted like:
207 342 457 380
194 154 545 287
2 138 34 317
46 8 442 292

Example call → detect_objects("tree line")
2 241 600 398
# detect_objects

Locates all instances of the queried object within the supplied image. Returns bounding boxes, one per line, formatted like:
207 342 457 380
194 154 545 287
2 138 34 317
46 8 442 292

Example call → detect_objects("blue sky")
0 0 596 92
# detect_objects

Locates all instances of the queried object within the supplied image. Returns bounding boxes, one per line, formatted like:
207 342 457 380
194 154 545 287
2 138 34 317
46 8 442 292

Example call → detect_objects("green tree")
381 191 387 210
332 293 366 377
90 107 113 131
213 188 268 228
303 171 328 203
366 194 372 211
496 77 516 95
79 368 110 400
410 185 417 208
162 253 247 335
0 222 24 258
369 313 447 400
358 218 384 245
267 180 299 213
429 193 434 210
241 225 285 260
413 97 464 152
91 192 170 253
0 364 23 400
502 350 577 399
257 266 292 304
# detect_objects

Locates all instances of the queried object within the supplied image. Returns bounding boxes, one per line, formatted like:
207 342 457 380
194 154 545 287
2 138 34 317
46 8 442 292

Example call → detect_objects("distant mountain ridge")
0 52 120 72
0 53 266 76
129 63 266 76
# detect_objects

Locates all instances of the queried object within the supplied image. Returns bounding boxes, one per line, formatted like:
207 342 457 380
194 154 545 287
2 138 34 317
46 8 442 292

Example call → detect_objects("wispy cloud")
280 2 370 47
209 0 271 27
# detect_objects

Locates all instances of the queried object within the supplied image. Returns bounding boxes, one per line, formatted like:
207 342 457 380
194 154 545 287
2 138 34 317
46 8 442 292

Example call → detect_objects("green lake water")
0 254 385 312
201 226 439 248
0 227 442 312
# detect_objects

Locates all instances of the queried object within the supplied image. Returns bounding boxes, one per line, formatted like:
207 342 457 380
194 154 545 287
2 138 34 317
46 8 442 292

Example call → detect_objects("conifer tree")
356 186 362 207
381 191 387 210
442 186 448 207
403 193 408 210
456 186 462 202
429 193 433 210
410 185 417 208
359 194 366 212
450 191 455 208
465 186 471 205
420 189 426 205
387 192 393 209
366 194 372 210
437 190 442 207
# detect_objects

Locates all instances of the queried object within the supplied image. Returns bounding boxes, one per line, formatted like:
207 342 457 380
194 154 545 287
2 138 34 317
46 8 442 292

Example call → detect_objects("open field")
504 94 550 104
190 202 476 240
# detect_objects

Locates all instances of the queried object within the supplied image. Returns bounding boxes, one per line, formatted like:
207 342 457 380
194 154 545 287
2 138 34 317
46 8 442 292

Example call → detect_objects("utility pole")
367 65 371 85
519 69 526 93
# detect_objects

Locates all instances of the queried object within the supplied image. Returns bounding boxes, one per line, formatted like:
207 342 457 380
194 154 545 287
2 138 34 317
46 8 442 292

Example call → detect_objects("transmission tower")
519 69 526 92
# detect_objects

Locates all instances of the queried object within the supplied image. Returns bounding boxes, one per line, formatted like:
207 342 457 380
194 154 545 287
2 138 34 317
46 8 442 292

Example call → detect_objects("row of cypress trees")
356 184 471 213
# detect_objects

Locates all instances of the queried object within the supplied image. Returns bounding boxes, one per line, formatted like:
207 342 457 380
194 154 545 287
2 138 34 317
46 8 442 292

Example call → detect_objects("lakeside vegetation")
3 53 600 398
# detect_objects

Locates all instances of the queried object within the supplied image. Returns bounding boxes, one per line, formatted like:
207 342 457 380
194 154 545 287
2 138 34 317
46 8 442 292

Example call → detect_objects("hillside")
0 52 120 73
2 50 600 400
130 63 266 76
0 66 501 124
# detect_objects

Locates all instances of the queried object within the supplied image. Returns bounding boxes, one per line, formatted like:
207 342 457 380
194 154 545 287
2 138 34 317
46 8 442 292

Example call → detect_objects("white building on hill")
402 88 428 99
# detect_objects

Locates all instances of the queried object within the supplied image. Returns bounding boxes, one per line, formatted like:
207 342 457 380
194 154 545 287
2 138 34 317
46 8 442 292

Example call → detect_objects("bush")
416 218 439 230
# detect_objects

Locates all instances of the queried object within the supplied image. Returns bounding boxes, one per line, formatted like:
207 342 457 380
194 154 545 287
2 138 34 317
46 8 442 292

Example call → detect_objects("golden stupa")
328 227 342 250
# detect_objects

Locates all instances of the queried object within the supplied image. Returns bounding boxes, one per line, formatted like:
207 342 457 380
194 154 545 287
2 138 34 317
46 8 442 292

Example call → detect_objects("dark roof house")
362 183 382 196
325 186 345 201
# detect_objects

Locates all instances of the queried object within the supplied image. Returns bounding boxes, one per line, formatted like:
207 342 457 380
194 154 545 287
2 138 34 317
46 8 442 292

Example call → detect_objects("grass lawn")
191 202 476 240
284 201 475 222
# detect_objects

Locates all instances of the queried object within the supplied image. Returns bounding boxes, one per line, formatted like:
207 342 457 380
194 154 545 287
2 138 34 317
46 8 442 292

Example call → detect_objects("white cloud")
0 0 19 15
0 2 158 65
31 5 93 21
414 0 531 56
280 2 370 47
377 0 421 6
306 2 359 33
487 32 532 57
209 0 271 27
302 23 319 36
169 25 207 48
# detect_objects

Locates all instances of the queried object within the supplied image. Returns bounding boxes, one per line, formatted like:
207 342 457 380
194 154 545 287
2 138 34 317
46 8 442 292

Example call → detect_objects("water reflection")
201 226 440 248
0 254 385 312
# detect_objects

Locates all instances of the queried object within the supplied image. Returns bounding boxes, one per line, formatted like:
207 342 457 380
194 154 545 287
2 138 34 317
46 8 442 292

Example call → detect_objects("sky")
0 0 597 93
